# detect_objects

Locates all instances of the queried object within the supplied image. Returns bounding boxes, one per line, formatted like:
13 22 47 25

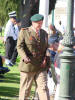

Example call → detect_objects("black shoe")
9 63 13 66
6 63 13 67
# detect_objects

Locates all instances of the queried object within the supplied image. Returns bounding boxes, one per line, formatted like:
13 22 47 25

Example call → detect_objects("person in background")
54 40 64 100
0 55 10 78
48 37 59 63
4 11 17 66
48 24 63 41
9 19 21 66
17 14 50 100
47 36 59 96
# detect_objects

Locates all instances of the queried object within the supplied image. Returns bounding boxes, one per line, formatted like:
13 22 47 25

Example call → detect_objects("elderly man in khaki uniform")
17 14 50 100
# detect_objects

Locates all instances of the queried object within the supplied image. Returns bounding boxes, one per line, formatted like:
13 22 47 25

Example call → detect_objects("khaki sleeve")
17 29 27 59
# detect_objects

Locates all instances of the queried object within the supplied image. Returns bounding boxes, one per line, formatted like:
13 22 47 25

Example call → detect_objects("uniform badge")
29 36 33 41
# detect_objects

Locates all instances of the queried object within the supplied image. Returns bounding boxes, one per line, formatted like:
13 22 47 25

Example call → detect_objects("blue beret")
30 14 44 22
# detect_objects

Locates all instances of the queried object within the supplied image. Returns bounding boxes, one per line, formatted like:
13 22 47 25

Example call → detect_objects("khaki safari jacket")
17 26 50 72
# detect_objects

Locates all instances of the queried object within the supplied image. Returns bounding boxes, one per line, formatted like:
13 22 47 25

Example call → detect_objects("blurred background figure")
48 24 63 42
10 18 21 66
4 11 17 66
0 55 10 78
54 40 64 100
47 36 59 96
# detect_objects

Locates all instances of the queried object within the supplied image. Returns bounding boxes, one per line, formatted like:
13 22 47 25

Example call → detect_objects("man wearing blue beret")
17 14 50 100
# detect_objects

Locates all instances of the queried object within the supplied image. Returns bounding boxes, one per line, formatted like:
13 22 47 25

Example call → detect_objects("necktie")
13 25 17 38
36 30 40 38
13 25 15 33
36 30 40 44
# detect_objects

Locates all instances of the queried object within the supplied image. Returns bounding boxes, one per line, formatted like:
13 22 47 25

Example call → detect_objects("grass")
0 39 35 100
0 67 20 100
0 40 5 56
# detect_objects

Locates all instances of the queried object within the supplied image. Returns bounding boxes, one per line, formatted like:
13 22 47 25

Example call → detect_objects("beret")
30 14 44 22
8 11 16 18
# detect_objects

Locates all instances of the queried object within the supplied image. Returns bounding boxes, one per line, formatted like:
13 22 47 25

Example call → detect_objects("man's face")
32 20 43 31
11 18 16 25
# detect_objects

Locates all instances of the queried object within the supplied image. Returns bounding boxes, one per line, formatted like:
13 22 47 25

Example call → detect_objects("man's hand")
23 56 31 64
40 57 46 68
41 56 50 68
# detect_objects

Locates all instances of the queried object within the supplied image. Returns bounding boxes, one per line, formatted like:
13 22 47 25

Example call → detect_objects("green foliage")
0 40 5 56
0 0 57 26
0 0 21 26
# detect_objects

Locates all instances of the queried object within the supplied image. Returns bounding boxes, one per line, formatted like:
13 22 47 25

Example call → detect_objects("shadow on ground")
0 72 20 98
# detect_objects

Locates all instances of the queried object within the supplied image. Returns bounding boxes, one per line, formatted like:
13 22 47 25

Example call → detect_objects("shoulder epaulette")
21 27 29 30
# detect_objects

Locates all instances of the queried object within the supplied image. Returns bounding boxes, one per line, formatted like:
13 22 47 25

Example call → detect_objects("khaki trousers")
19 71 50 100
